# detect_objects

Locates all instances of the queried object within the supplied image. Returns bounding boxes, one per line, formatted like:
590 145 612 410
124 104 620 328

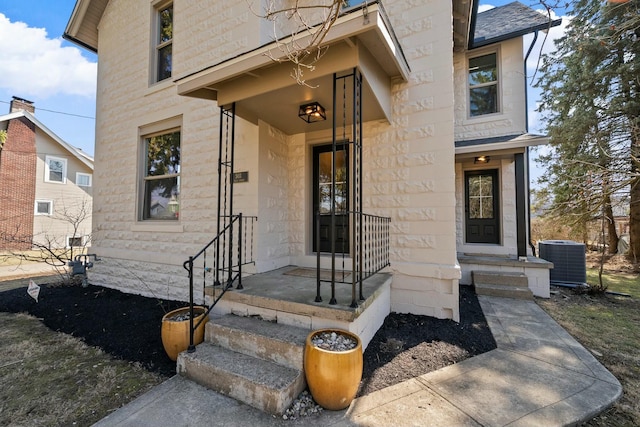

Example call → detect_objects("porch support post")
515 152 527 257
330 72 337 305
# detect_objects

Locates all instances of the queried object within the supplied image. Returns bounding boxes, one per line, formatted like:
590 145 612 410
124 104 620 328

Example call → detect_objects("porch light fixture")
298 102 326 123
474 155 490 164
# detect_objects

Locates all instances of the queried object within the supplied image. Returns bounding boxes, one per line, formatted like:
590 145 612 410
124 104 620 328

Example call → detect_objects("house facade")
64 0 555 327
0 97 94 252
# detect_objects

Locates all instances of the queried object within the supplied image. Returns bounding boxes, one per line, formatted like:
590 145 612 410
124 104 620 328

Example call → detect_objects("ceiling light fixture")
298 102 326 123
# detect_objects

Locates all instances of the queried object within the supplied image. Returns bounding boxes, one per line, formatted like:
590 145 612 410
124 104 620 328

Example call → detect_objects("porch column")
514 153 527 257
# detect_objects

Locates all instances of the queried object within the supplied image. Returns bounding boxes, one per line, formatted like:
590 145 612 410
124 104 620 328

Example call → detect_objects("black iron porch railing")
183 213 257 352
315 211 391 307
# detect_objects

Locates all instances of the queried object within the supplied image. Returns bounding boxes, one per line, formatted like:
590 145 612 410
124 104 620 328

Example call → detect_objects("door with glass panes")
313 144 349 253
465 169 500 244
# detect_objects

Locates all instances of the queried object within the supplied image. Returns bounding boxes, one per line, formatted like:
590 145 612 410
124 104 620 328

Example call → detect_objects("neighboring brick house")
0 97 94 251
64 0 558 330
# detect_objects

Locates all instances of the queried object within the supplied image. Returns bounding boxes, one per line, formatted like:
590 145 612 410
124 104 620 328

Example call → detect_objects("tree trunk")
603 193 619 254
628 129 640 267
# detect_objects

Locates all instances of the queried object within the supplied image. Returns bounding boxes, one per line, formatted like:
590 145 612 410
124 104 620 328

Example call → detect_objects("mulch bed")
0 282 496 394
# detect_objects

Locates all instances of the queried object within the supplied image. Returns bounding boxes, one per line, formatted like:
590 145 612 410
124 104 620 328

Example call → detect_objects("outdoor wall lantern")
299 102 326 123
474 155 490 164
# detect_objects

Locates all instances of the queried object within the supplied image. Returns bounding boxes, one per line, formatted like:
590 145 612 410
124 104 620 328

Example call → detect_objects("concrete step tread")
207 314 308 370
181 342 301 388
212 314 309 346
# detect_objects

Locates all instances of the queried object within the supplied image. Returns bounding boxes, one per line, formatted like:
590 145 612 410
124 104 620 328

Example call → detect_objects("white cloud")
0 13 96 99
478 4 495 13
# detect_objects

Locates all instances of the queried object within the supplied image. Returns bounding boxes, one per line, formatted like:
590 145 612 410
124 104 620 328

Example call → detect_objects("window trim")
139 118 182 222
44 155 68 184
151 0 173 84
467 50 500 118
35 200 53 216
76 172 92 187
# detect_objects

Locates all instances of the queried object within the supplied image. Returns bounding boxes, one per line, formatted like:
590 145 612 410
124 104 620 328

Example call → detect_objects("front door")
465 169 500 244
313 144 349 253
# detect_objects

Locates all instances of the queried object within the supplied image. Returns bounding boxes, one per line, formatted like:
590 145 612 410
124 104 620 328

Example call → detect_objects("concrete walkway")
93 296 621 427
0 263 64 292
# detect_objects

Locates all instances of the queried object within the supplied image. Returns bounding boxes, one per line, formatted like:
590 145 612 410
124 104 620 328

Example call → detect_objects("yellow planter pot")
304 329 363 411
161 306 208 361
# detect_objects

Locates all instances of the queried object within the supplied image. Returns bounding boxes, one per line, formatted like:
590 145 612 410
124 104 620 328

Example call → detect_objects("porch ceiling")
176 3 409 135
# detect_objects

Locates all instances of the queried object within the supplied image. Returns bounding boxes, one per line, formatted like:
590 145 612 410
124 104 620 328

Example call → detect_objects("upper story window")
141 129 180 220
468 53 498 117
154 2 173 83
76 172 92 187
45 155 67 184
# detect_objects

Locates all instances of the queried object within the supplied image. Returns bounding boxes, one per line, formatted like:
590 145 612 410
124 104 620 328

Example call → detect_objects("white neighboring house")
0 97 94 252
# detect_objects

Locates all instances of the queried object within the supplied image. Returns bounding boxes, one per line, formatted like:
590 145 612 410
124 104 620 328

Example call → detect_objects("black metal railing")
315 211 390 307
183 213 257 352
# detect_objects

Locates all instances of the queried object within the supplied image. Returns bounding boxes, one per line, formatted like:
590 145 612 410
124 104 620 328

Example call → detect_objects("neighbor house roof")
472 1 562 48
0 110 94 170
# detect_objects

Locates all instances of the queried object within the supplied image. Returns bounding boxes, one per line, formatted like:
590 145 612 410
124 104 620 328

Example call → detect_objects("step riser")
475 284 533 300
473 272 529 287
207 323 304 370
178 348 306 415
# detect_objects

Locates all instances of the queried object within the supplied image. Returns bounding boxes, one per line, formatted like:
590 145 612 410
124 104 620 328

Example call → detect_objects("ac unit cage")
539 240 587 284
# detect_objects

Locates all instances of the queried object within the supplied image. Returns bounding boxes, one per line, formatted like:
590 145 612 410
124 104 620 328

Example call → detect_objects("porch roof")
455 132 549 155
175 2 410 135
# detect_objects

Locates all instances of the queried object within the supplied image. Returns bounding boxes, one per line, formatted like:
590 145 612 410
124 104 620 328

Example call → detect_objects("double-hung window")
468 53 498 117
154 2 173 83
45 155 67 183
141 129 180 220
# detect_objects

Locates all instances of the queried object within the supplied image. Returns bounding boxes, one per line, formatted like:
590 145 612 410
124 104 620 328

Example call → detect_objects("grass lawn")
0 312 164 426
537 268 640 426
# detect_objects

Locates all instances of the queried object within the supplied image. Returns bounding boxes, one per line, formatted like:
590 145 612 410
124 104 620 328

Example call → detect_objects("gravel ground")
0 281 496 416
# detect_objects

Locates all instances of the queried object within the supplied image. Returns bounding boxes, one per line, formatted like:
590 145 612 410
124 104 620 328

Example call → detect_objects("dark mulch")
0 282 496 394
0 283 184 377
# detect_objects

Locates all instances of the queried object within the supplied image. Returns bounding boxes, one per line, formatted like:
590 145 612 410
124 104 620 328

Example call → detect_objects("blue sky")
0 0 569 169
0 0 97 156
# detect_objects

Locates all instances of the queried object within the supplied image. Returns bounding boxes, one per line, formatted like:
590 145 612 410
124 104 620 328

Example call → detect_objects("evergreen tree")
536 0 639 265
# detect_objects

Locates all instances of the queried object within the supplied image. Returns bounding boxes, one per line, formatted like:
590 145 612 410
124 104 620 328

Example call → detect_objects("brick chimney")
0 97 37 250
10 96 35 114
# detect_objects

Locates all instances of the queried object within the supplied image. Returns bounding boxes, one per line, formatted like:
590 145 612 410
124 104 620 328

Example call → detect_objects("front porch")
207 265 392 350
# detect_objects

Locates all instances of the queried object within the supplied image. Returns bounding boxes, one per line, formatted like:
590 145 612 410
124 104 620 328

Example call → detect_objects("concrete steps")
177 314 308 415
473 271 533 300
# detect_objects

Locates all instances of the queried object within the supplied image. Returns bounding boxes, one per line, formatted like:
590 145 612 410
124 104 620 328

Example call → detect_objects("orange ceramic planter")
304 329 363 410
161 306 208 361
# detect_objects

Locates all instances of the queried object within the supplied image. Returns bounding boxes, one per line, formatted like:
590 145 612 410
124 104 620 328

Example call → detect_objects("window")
76 172 92 187
35 200 53 215
45 155 67 183
154 3 173 82
68 236 85 248
468 53 498 117
142 129 180 220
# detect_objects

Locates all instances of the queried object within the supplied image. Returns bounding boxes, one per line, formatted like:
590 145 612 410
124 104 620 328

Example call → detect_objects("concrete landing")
92 295 622 427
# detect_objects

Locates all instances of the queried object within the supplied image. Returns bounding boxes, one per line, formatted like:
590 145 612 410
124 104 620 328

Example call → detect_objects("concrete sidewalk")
0 263 64 292
93 296 621 427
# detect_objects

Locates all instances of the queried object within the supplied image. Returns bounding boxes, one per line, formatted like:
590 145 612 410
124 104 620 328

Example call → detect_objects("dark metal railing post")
237 213 243 290
187 256 196 353
315 211 322 302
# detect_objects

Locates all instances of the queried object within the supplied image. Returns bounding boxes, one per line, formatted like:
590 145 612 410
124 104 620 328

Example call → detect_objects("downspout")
524 31 539 256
